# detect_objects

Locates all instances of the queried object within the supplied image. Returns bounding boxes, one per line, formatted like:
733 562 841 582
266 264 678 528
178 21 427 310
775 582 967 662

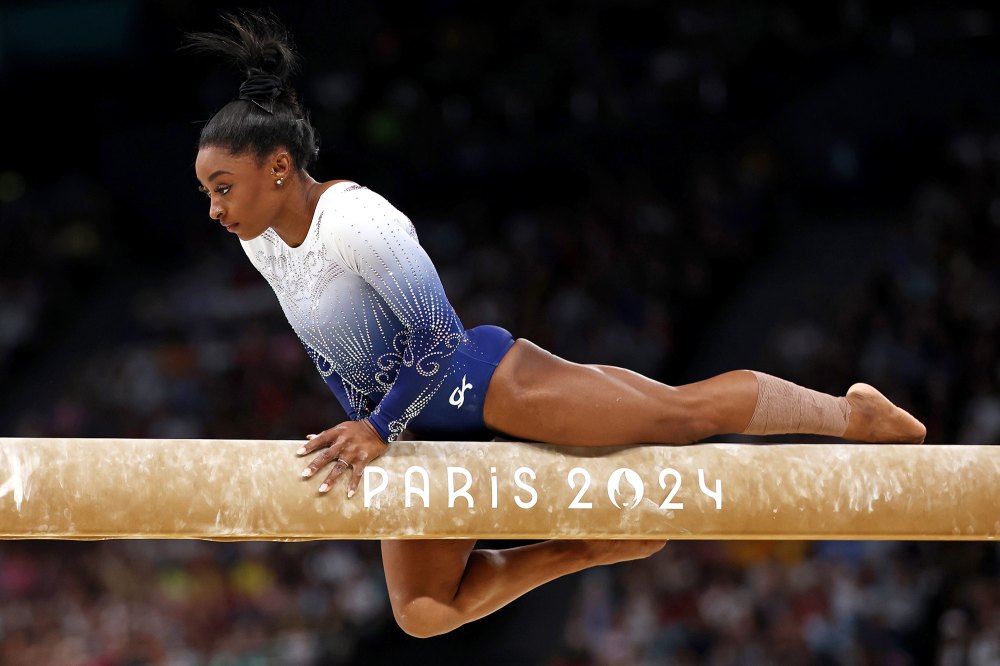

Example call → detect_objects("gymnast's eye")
197 184 231 198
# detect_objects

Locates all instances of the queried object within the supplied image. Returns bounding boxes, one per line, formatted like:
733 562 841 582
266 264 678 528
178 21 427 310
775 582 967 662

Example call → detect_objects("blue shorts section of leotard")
407 324 516 441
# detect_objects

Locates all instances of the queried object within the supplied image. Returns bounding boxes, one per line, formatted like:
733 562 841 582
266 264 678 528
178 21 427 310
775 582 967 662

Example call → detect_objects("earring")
276 178 284 186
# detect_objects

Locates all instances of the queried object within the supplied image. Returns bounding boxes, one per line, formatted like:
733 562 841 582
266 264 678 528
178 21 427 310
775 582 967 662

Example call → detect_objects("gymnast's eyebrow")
207 170 233 181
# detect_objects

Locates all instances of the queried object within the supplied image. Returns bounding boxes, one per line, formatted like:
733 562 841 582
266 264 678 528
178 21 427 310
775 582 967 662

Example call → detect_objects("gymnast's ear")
267 150 292 181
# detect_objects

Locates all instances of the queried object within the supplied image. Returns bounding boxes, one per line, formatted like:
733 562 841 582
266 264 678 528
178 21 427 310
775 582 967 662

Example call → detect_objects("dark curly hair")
182 9 320 171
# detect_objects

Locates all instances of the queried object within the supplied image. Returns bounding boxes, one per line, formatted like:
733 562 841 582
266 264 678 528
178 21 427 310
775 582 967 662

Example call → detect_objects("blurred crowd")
0 540 390 666
760 118 1000 446
2 1 1000 664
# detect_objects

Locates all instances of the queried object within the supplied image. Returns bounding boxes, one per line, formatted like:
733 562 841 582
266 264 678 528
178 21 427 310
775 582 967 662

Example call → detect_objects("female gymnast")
185 11 926 638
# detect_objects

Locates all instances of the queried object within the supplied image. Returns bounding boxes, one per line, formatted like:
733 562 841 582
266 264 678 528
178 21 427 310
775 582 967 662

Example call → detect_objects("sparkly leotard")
241 181 513 442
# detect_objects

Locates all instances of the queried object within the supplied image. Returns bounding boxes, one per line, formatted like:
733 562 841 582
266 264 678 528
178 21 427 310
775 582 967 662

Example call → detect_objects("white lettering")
698 469 722 509
513 467 538 509
447 466 474 508
404 466 430 508
568 467 592 509
363 466 388 507
361 463 720 514
658 468 684 510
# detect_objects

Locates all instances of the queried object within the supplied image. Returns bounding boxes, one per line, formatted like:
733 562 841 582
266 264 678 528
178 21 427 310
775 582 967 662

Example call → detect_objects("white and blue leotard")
241 181 514 442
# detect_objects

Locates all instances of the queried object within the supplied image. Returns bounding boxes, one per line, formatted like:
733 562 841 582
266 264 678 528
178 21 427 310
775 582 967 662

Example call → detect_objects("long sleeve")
301 342 367 421
325 188 464 441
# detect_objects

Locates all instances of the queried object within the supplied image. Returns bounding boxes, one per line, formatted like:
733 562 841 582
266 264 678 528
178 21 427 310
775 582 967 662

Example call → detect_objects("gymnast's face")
194 146 283 241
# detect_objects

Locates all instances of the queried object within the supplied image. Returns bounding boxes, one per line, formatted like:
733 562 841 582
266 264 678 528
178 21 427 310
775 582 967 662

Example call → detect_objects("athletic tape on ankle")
742 371 850 437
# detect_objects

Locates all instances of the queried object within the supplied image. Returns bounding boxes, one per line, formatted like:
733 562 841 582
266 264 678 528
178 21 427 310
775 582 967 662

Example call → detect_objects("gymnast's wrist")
362 416 390 444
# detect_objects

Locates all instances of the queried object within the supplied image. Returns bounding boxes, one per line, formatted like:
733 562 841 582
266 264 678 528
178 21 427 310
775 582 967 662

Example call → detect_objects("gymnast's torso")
241 181 514 442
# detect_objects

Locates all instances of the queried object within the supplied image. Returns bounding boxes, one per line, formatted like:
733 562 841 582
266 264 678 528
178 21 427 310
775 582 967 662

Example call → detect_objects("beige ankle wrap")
742 371 851 437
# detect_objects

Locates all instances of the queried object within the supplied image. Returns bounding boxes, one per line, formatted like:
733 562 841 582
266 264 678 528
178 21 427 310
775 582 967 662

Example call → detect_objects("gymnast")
184 11 926 637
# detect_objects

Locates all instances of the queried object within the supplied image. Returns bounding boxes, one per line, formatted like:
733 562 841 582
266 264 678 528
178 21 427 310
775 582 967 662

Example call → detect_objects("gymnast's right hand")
296 420 389 498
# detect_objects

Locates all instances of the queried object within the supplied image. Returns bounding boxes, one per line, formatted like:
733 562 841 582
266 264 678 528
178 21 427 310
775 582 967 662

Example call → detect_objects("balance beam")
0 438 996 540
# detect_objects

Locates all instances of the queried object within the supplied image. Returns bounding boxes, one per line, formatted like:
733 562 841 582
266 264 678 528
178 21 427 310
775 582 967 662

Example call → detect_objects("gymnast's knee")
390 595 459 638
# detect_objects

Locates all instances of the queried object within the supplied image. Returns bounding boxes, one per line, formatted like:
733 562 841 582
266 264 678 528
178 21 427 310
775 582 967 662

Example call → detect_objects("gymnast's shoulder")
239 180 414 266
316 179 409 223
314 180 418 243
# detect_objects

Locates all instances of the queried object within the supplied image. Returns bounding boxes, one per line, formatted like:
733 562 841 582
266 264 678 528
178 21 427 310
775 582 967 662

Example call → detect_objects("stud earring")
276 178 284 186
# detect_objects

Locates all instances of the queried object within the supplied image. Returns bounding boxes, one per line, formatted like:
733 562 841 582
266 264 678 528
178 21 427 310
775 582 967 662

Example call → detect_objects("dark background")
1 1 999 664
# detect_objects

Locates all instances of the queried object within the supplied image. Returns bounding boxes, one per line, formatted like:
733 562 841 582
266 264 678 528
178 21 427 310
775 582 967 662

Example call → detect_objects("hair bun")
239 71 283 113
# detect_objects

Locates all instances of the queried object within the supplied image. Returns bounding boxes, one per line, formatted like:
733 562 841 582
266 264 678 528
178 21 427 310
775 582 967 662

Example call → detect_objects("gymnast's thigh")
381 539 478 602
482 337 682 445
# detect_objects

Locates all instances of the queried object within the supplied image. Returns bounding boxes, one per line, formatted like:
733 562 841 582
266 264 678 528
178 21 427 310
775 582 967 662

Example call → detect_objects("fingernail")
347 488 355 499
319 483 329 493
296 447 306 455
301 469 312 478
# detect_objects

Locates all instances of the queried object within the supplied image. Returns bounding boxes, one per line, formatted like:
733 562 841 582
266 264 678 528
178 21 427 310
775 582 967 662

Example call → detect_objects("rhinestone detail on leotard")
241 183 465 441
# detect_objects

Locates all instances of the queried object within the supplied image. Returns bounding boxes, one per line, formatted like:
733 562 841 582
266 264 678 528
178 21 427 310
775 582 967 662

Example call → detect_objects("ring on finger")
334 457 353 468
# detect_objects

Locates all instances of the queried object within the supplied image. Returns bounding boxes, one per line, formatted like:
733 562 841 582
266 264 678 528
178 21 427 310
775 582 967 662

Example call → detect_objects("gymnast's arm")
300 342 363 421
304 343 420 440
330 189 464 443
298 188 462 493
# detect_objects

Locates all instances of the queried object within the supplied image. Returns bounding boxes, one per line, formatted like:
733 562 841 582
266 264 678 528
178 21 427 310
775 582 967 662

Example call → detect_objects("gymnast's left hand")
297 420 389 498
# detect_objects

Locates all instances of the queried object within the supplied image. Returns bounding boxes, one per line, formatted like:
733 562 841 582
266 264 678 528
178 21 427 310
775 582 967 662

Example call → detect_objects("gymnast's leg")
482 338 926 446
381 538 665 638
381 338 925 637
381 430 665 637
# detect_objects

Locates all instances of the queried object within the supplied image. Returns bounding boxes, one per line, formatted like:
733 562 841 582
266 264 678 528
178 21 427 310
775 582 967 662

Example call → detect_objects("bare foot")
580 539 667 566
843 383 927 443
